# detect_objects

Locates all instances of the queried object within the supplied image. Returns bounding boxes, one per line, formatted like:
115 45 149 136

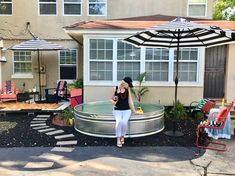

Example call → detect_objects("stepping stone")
36 115 51 118
30 121 46 124
38 128 56 133
24 162 54 169
46 130 64 136
38 153 64 161
51 147 75 153
32 126 49 130
55 134 75 139
56 140 77 146
33 118 48 121
30 123 46 127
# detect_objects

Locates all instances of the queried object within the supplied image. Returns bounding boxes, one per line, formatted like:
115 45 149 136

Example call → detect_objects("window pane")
89 4 105 15
174 63 197 81
40 4 56 15
189 5 206 16
145 62 169 81
60 66 76 79
0 3 12 14
117 62 140 81
90 61 112 80
117 40 140 60
64 4 81 15
146 48 169 60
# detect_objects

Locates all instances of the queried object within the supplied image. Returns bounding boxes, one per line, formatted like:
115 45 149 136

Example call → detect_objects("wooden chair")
0 80 19 102
196 101 234 152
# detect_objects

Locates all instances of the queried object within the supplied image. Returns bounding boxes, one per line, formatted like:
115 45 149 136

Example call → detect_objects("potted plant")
131 72 149 113
63 106 75 126
68 79 83 107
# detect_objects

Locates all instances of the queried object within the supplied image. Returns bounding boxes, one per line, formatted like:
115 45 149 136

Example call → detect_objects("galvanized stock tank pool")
74 101 165 138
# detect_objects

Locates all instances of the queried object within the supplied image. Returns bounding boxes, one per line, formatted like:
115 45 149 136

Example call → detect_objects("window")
174 48 198 82
63 0 81 15
39 0 57 15
188 0 206 17
145 48 169 81
86 37 201 85
59 49 77 80
88 0 106 16
0 0 12 15
89 39 113 80
117 40 140 81
13 51 32 74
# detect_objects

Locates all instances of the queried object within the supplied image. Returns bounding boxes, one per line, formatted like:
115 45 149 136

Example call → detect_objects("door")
204 45 227 98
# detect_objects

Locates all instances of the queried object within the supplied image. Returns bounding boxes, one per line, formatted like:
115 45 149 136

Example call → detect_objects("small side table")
27 91 39 102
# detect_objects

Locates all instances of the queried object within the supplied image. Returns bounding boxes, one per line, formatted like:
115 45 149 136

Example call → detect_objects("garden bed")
0 112 201 147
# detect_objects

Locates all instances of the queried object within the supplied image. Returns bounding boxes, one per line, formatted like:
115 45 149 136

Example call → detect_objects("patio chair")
196 101 234 152
0 80 19 102
189 98 216 118
44 80 68 103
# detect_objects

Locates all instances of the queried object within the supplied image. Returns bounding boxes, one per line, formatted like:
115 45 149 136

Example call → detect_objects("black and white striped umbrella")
9 38 66 101
124 17 235 48
124 17 235 136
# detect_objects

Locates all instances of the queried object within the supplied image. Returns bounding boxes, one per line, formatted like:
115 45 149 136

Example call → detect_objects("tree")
213 0 235 21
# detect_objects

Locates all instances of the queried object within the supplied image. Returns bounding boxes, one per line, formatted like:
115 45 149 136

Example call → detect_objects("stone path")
27 114 78 169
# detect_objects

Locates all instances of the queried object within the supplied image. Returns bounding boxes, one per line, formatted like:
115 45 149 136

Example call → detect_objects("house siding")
0 0 215 97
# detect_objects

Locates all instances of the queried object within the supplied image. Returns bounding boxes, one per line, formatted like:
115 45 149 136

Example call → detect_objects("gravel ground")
0 112 201 147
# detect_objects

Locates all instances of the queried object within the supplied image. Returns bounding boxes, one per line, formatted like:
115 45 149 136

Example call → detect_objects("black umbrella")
124 17 235 136
9 38 66 101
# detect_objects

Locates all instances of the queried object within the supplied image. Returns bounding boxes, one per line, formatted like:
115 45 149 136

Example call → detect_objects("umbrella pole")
37 49 42 101
164 31 183 137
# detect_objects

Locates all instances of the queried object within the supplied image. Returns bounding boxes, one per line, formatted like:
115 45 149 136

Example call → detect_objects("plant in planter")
166 100 187 121
62 106 75 126
131 72 149 113
52 107 74 127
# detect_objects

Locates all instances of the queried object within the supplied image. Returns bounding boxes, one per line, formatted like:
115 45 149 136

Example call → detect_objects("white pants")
113 109 132 137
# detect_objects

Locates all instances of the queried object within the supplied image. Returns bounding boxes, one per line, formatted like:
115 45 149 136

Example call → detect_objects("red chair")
0 80 19 102
196 101 234 151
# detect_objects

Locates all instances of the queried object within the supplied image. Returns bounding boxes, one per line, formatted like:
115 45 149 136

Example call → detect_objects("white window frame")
38 0 57 16
87 0 107 16
58 49 78 82
187 0 207 17
11 51 33 79
84 35 205 87
0 0 13 16
63 0 82 16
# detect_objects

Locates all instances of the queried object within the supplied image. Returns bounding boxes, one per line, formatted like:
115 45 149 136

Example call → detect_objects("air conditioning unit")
40 65 46 73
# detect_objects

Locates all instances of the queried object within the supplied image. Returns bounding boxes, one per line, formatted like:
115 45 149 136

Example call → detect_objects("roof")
64 14 235 31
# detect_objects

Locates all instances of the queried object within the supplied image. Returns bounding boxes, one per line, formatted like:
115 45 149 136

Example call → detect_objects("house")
63 15 235 105
2 0 233 105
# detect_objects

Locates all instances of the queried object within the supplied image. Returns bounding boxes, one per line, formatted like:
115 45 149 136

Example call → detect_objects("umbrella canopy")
124 17 235 136
124 17 235 48
9 38 66 101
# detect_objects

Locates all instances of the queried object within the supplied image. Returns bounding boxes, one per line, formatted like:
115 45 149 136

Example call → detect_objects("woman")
111 77 136 148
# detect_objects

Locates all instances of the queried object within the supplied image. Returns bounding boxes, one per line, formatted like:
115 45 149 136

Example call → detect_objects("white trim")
87 0 107 16
0 0 13 16
84 35 205 87
58 49 78 81
11 74 34 79
0 62 2 89
38 0 57 16
187 0 207 17
63 0 82 16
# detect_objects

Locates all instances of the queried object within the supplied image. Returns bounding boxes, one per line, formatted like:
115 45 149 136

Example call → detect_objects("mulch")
0 112 202 147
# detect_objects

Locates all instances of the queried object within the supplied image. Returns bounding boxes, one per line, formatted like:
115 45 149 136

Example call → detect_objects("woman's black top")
114 86 130 110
